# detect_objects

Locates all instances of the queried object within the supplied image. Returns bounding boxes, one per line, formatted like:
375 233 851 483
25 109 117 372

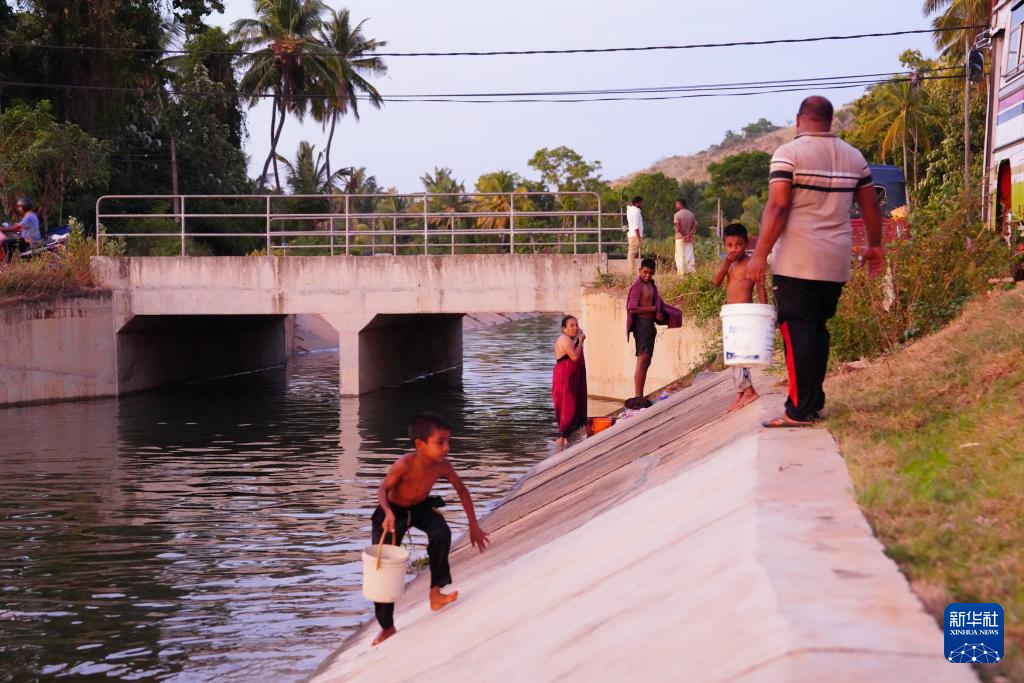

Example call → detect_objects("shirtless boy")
370 413 490 646
713 223 768 412
626 257 664 399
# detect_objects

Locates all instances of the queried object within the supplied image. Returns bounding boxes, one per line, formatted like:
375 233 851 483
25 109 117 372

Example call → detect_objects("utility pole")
965 35 972 218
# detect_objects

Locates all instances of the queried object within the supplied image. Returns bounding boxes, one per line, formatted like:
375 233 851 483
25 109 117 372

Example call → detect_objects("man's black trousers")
370 499 452 630
772 274 844 422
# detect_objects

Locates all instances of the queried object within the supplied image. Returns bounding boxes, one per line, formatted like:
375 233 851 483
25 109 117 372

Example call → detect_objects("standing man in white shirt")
673 199 697 274
625 195 644 273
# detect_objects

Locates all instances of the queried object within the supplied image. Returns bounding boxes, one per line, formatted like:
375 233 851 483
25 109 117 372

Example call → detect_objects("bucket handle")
375 528 396 571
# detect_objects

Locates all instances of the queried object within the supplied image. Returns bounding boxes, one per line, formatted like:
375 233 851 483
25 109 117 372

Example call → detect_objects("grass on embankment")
0 219 123 304
826 286 1024 682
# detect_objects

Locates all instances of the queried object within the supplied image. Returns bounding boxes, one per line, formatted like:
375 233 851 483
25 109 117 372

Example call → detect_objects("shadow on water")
0 315 565 681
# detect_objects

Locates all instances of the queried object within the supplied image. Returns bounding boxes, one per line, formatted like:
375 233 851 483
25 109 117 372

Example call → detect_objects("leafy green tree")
705 151 771 220
313 9 386 194
165 27 246 147
233 0 331 191
742 118 781 138
619 172 681 239
9 1 166 136
0 103 109 226
161 65 251 197
172 0 226 33
738 195 765 235
527 146 602 193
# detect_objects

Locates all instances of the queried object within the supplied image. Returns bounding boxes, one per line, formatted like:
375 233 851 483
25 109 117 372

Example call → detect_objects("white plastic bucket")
361 539 409 603
720 303 776 367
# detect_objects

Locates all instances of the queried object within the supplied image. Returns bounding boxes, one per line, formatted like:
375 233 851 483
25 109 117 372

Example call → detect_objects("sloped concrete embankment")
311 375 972 682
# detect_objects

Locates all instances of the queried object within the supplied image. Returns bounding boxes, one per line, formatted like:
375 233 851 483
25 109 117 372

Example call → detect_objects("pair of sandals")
761 411 825 429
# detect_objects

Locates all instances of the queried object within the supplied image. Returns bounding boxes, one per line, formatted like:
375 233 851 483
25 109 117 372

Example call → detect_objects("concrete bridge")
89 254 608 396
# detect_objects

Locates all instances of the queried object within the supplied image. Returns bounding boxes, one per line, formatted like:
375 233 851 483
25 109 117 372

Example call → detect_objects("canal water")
0 315 585 681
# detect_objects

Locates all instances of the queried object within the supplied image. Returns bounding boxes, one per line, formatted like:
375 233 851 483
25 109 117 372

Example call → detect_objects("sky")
211 0 940 192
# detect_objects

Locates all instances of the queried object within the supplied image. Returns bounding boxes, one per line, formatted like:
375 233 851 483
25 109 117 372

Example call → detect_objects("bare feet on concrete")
430 586 458 611
726 388 759 413
372 626 396 646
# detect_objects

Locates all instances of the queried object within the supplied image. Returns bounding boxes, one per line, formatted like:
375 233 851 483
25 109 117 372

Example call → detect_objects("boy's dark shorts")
631 318 657 357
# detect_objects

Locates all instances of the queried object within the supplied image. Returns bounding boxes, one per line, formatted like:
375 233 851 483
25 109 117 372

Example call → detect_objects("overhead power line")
0 25 985 59
0 69 964 104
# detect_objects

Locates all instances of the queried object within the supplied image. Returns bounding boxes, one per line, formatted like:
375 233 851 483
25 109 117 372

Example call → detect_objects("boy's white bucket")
362 532 409 603
720 303 777 367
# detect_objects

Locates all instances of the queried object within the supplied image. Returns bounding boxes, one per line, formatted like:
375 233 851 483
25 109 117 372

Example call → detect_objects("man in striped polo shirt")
746 96 884 428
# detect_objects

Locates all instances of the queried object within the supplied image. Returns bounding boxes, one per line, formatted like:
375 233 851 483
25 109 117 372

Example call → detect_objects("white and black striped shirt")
768 132 872 283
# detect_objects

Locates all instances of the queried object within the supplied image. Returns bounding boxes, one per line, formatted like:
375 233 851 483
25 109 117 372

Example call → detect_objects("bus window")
1010 2 1024 76
1010 27 1021 73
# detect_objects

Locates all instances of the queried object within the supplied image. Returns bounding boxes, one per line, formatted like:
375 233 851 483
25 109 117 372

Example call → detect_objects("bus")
850 164 908 250
987 0 1024 277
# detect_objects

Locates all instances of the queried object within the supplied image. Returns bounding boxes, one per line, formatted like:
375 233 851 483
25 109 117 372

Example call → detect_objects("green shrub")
830 200 1004 362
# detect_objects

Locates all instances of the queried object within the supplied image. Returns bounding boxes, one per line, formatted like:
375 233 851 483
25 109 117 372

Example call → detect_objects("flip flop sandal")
761 416 815 429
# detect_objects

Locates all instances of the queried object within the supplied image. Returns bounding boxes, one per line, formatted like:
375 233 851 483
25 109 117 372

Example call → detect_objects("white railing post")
265 196 272 253
345 195 351 256
180 195 186 256
573 213 578 254
94 197 102 255
423 194 429 255
597 195 603 254
509 192 515 254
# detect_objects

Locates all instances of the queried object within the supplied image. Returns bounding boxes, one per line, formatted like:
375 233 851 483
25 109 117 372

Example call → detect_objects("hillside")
620 108 852 185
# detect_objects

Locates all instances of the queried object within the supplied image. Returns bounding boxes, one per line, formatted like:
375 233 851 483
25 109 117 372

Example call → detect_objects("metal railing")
95 192 629 257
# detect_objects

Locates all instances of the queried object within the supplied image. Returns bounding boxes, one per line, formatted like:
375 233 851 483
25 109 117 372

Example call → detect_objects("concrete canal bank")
310 374 972 683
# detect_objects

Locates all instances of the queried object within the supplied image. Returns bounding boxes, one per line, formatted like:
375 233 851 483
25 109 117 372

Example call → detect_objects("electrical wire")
0 26 984 59
0 70 964 104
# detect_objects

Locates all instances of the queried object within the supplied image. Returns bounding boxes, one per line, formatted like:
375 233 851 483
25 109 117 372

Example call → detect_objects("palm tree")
420 167 465 229
922 0 990 56
472 170 530 230
279 140 345 194
232 0 331 192
313 9 387 194
338 166 380 215
861 80 942 207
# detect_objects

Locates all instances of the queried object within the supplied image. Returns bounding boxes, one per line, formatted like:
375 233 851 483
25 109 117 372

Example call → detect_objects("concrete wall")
580 288 713 399
115 314 291 394
0 292 118 406
90 254 608 317
0 292 298 406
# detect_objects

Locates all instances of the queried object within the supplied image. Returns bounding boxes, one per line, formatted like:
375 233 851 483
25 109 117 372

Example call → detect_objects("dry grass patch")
827 287 1024 681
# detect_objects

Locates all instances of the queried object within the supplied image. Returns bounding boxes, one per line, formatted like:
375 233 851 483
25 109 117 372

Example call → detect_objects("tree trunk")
325 113 337 195
260 101 278 189
271 101 286 193
902 122 911 210
912 122 919 193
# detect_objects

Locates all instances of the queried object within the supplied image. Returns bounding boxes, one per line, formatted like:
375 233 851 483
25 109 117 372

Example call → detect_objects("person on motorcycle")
0 197 41 261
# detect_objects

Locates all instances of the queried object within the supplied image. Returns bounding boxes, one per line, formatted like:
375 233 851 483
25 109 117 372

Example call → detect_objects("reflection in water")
0 315 566 681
